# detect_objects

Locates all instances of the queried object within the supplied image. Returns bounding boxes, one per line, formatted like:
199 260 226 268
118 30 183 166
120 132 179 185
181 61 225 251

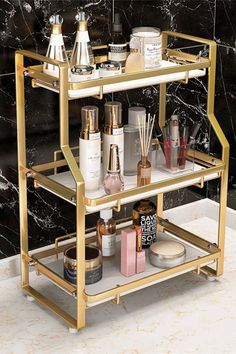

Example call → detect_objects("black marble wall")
0 0 235 259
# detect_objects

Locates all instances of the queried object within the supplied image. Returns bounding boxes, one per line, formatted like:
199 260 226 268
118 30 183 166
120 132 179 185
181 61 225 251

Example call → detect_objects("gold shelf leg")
157 36 167 230
16 52 29 288
206 41 229 276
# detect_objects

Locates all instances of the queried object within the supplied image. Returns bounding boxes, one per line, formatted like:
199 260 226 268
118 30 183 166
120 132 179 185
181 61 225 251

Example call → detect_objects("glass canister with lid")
130 27 162 70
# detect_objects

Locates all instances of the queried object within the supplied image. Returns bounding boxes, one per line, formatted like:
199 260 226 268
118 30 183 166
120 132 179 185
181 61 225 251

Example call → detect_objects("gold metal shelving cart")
16 31 229 332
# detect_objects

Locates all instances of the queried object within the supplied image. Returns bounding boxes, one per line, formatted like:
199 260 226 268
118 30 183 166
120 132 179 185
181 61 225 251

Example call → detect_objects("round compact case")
64 245 102 285
99 61 121 77
149 240 186 269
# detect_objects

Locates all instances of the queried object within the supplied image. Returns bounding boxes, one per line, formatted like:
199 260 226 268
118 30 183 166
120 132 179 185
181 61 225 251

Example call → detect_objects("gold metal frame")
15 31 229 331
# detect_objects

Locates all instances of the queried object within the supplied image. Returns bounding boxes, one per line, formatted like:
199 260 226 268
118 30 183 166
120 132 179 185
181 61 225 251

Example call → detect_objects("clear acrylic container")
155 142 195 173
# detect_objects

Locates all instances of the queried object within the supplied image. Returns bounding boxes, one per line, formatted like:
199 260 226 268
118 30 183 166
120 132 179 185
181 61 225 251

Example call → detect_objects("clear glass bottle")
125 37 144 73
70 11 94 69
137 155 151 187
108 13 127 67
96 209 116 257
43 15 68 78
132 199 157 248
104 144 124 194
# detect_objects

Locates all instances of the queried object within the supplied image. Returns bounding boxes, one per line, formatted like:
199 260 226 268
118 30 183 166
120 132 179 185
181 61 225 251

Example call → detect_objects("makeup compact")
149 240 186 269
99 61 122 77
70 65 95 82
64 245 102 285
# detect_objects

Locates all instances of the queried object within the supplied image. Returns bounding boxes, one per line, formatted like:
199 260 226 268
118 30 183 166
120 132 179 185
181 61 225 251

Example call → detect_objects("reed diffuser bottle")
70 11 94 69
137 114 155 187
43 15 68 78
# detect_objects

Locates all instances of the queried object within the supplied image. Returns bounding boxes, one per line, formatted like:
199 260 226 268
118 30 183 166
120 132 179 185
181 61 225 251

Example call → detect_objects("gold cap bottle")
81 106 99 139
107 144 121 173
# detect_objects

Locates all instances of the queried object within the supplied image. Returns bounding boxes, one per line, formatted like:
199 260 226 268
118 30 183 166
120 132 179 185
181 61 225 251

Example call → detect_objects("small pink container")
121 228 136 277
136 250 146 273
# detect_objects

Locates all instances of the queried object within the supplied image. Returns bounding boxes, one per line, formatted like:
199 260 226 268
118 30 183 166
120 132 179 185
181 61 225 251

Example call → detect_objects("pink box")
121 228 136 277
136 250 146 273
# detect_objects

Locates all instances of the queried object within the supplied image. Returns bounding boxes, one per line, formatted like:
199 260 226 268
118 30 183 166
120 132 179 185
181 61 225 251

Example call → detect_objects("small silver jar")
149 240 186 269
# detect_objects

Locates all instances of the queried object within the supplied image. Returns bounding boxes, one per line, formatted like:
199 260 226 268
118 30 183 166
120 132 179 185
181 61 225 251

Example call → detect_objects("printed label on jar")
102 233 116 256
144 43 162 69
140 213 157 246
89 132 101 141
108 44 127 62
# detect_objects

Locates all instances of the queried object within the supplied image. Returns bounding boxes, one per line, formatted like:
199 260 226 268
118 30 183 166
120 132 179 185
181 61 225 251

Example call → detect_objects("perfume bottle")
43 15 68 78
103 102 124 176
108 13 127 67
96 209 116 257
104 144 124 194
125 37 144 73
132 199 157 248
70 11 94 75
79 106 101 191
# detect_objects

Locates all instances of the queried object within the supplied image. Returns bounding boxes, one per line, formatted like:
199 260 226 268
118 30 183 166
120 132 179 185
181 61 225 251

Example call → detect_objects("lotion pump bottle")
79 106 101 191
43 15 68 78
70 11 94 69
103 101 124 176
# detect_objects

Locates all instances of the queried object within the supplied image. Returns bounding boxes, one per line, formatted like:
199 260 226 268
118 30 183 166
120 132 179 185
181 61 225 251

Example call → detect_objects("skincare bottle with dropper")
96 209 116 258
103 102 124 176
79 106 101 191
43 15 68 78
108 13 127 67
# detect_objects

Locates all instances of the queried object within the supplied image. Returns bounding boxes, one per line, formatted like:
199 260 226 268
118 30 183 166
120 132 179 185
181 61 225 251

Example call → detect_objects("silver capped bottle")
43 15 68 78
70 11 94 69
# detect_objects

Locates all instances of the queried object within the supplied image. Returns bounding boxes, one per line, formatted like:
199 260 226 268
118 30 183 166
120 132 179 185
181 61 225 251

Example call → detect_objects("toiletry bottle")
104 144 124 194
70 11 95 73
103 102 124 176
125 37 144 73
124 107 147 176
79 106 101 191
108 13 127 67
96 209 116 257
43 15 68 78
132 199 157 248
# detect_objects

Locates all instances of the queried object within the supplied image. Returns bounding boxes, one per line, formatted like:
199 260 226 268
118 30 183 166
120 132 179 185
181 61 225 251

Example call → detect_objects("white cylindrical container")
79 106 101 191
103 102 124 176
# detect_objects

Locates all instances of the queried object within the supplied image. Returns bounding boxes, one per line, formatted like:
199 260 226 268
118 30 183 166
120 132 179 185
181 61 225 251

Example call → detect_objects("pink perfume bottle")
104 144 124 194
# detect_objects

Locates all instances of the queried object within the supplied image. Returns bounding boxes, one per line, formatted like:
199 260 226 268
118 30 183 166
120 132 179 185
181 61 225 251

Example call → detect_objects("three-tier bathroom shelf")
16 31 229 332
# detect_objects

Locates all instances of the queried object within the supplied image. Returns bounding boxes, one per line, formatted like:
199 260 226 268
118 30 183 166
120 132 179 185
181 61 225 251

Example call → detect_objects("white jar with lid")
130 27 162 70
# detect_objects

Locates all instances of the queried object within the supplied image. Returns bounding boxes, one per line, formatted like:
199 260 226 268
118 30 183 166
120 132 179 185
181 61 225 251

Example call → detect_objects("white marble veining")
1 217 236 354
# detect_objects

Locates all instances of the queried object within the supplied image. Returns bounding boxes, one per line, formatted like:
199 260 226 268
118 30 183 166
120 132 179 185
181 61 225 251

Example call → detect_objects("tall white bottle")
79 106 101 191
43 15 68 78
103 102 124 176
70 11 94 68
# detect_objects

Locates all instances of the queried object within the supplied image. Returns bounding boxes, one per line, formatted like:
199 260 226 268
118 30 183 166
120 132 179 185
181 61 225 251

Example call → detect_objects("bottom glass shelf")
39 231 214 307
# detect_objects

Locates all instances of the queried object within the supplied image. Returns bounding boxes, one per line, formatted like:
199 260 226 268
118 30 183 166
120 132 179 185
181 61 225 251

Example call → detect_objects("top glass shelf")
29 58 208 99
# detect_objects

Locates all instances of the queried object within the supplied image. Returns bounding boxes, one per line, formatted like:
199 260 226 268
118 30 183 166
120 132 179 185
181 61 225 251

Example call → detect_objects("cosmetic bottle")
103 102 124 175
70 11 95 81
121 228 136 277
132 199 157 248
125 37 144 73
108 13 127 67
188 122 201 146
124 107 149 176
79 106 101 191
133 225 145 273
104 144 124 195
96 209 116 258
43 15 68 78
170 115 180 172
